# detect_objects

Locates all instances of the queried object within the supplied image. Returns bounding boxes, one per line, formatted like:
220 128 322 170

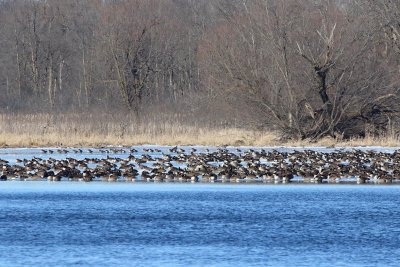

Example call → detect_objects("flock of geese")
1 146 400 184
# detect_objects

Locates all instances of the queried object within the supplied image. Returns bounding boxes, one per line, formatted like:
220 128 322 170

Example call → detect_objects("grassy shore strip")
0 113 400 147
2 130 400 148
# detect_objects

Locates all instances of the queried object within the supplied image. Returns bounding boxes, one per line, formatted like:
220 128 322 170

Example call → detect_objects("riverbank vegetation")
0 0 400 145
0 113 399 147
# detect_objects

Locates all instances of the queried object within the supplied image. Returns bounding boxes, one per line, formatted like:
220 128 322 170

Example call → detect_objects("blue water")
0 183 399 267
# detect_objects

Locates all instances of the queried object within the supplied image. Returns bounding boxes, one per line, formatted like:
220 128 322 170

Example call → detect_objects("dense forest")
1 0 400 140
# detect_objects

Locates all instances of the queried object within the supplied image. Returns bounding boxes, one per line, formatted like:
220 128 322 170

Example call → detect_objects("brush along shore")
0 113 399 148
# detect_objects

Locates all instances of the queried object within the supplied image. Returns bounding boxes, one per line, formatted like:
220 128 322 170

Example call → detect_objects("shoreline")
0 133 399 148
2 179 400 185
1 114 400 148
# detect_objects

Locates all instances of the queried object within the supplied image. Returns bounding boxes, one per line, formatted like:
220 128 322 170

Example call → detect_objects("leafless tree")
199 0 400 139
0 0 399 139
98 0 160 117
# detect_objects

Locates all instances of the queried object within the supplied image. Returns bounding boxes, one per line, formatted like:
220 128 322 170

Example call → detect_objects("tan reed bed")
0 113 279 147
0 113 399 147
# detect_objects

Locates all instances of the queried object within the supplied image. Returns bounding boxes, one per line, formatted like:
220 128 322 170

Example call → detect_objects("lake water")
0 182 400 267
0 182 400 266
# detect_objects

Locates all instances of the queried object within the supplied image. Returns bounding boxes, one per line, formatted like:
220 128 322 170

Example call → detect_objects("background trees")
199 0 400 139
0 0 399 140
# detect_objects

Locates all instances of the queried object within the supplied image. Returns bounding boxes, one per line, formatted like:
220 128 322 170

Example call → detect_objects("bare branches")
199 0 400 139
0 0 399 139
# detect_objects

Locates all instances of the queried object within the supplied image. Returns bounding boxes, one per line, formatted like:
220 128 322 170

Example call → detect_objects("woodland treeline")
1 0 400 140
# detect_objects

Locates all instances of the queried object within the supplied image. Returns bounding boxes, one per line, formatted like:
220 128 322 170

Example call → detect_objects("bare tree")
98 0 160 117
199 0 400 139
0 0 399 139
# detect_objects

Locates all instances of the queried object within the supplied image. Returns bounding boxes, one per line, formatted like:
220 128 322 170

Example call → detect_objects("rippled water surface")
0 182 400 267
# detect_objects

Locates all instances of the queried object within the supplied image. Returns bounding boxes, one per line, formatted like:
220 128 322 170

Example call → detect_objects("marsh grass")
0 113 399 147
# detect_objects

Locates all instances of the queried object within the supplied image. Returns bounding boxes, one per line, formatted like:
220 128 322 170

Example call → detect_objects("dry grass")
0 113 399 148
0 113 280 147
